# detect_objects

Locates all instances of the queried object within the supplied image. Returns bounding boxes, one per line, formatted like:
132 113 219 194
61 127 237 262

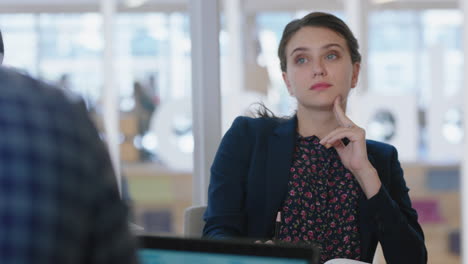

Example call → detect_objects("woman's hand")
319 96 381 199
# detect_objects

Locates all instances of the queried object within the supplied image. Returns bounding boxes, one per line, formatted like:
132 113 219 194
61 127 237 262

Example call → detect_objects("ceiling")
0 0 459 13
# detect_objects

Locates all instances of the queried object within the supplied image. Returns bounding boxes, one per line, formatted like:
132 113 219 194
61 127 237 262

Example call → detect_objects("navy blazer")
203 116 427 264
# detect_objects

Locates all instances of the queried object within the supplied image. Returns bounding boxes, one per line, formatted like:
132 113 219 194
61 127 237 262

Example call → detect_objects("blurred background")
0 0 464 263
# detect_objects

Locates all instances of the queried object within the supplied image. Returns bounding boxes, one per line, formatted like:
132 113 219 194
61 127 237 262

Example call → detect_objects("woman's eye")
326 54 338 60
296 57 308 64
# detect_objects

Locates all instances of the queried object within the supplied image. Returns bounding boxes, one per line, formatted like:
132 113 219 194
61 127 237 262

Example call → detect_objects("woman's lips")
310 82 332 91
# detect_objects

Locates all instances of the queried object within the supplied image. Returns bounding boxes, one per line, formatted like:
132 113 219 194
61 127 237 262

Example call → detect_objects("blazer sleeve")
360 146 427 264
203 116 252 238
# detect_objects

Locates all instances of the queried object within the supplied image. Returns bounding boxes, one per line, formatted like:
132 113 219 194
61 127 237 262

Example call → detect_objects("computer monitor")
138 235 320 264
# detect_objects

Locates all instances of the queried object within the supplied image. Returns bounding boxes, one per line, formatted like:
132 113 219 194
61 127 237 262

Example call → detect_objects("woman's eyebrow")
290 43 345 56
290 47 309 56
322 43 345 51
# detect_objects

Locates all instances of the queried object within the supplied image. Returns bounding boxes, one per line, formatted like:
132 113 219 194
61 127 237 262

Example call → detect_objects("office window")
0 12 194 235
368 10 462 106
0 14 38 75
368 11 420 96
38 14 103 106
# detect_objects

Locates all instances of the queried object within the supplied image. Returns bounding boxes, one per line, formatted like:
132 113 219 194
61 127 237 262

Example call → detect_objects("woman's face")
282 26 360 111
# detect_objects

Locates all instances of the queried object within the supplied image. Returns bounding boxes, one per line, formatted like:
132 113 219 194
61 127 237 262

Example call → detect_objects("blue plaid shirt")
0 67 137 263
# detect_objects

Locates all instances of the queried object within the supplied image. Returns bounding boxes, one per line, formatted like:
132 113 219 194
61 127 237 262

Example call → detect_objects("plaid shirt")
0 67 137 264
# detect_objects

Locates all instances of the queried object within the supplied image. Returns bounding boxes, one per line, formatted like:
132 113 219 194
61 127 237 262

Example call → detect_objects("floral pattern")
278 135 363 263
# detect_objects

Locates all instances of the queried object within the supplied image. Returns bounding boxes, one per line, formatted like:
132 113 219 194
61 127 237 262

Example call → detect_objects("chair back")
183 205 207 238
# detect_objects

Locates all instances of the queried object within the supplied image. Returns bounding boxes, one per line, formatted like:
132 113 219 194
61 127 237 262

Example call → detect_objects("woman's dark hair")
249 102 276 118
250 102 293 119
278 12 361 72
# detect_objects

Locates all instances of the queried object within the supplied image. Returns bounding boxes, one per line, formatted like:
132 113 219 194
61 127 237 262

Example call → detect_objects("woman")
203 12 427 264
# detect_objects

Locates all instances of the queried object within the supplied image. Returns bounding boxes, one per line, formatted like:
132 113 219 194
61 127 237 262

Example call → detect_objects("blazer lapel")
264 117 297 233
359 148 378 261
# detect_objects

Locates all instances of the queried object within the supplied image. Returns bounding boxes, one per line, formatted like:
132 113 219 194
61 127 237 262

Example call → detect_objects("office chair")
183 205 207 238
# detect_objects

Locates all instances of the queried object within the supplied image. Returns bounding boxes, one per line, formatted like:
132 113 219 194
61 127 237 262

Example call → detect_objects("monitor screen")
139 248 310 264
137 236 319 264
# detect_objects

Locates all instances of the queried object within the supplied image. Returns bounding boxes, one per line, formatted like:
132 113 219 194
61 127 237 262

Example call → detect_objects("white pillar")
224 0 245 93
190 0 222 206
460 0 468 263
101 0 121 194
344 0 369 94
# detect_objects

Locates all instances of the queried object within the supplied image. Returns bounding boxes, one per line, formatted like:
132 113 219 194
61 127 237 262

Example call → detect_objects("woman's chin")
298 102 334 112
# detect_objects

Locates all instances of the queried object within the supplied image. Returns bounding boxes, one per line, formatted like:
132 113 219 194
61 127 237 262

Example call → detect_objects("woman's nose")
313 71 324 77
311 60 326 77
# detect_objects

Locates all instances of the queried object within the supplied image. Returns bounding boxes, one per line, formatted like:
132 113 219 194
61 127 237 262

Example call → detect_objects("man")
0 50 137 262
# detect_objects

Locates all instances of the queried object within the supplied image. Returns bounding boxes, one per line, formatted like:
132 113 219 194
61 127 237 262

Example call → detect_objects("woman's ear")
282 72 293 96
351 63 360 88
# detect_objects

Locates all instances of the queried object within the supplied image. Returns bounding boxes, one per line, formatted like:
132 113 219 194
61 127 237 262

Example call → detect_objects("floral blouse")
278 135 363 263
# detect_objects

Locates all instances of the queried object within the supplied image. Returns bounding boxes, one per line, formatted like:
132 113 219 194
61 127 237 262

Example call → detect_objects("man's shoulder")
0 67 95 148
